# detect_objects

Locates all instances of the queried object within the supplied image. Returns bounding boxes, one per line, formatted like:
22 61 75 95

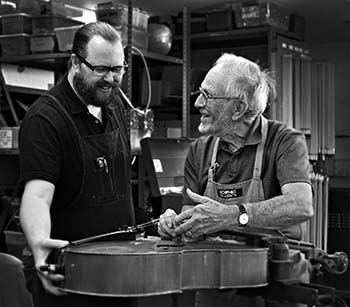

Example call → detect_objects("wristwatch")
235 204 249 226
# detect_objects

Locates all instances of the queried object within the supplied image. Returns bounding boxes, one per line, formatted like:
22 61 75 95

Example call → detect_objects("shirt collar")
62 75 89 115
244 115 262 146
63 75 113 119
219 115 263 153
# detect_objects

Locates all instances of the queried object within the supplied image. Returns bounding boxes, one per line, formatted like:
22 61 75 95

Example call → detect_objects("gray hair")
214 53 276 120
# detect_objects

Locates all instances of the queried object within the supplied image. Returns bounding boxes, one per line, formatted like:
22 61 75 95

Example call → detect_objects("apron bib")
204 116 301 240
44 95 135 241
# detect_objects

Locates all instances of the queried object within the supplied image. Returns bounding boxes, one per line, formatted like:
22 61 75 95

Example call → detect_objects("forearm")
20 194 52 250
246 192 313 227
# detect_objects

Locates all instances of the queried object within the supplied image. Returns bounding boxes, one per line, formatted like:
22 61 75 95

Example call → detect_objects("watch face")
239 213 249 226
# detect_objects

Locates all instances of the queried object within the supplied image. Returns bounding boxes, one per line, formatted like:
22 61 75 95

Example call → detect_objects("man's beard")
73 73 120 108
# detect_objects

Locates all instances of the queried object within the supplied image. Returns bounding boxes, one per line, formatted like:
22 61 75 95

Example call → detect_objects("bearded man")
19 22 136 307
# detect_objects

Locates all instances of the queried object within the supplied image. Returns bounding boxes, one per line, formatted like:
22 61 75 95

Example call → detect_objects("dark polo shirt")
183 116 311 206
19 75 128 204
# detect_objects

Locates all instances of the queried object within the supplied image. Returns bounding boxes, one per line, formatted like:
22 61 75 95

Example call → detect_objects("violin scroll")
311 249 349 275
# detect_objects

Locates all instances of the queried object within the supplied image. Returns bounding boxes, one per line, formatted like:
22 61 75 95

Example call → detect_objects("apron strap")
42 94 87 204
252 115 268 180
208 137 220 182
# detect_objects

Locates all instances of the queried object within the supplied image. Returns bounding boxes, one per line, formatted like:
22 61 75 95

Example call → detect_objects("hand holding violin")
158 208 178 239
173 189 236 239
34 238 69 295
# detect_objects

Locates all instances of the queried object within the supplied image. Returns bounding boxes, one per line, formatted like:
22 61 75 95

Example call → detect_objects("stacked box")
234 1 289 30
32 15 83 34
54 25 82 52
120 25 148 50
95 3 149 32
1 13 32 34
0 33 31 55
30 33 56 53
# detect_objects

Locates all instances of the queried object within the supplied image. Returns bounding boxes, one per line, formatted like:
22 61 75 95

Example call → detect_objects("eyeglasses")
75 53 128 76
192 87 243 105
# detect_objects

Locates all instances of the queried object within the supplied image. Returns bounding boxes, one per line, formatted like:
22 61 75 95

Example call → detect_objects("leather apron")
23 95 136 307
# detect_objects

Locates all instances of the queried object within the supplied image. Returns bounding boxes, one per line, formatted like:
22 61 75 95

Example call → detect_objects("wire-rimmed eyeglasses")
192 87 243 105
75 53 128 76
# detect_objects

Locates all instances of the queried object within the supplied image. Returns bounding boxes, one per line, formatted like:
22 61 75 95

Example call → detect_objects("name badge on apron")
217 188 243 199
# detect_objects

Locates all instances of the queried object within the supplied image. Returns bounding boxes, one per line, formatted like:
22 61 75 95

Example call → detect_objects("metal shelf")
0 53 71 63
0 149 19 155
7 86 47 95
132 49 183 65
174 26 303 42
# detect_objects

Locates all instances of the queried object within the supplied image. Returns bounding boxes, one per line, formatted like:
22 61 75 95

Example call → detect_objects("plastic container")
95 5 125 28
120 25 148 50
32 15 83 34
95 3 149 32
1 13 32 34
0 33 31 55
54 25 82 51
132 8 149 32
234 1 289 30
30 33 56 53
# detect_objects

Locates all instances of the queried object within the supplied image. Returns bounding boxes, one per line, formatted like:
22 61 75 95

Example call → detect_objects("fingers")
41 238 70 249
32 238 70 295
174 217 193 236
37 271 67 296
186 189 209 203
158 209 177 239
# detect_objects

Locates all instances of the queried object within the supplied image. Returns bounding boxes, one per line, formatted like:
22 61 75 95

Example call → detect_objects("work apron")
204 116 268 205
196 116 308 307
23 95 136 307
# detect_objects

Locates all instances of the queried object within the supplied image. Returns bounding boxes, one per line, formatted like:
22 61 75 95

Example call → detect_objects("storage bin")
234 1 289 30
54 25 82 51
1 13 32 34
95 5 125 28
120 25 148 50
0 33 31 55
95 3 149 32
30 33 56 53
132 8 149 32
32 15 83 34
206 4 234 31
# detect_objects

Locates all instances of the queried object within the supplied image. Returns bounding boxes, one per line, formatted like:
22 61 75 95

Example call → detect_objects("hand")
158 209 177 239
173 189 235 238
32 238 69 295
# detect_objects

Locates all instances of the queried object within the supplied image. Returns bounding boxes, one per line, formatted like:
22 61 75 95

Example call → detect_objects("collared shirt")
183 115 311 206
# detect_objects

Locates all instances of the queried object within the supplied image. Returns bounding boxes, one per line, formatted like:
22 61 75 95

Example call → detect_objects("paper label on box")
242 6 260 19
153 159 163 173
0 129 13 148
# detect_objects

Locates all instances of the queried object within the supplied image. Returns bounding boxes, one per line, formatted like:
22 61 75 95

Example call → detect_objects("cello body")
54 239 269 297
